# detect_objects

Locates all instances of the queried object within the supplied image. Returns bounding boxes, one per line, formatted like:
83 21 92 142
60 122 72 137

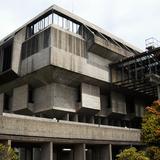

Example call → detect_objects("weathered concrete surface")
108 91 127 115
34 83 78 113
12 84 33 112
81 83 100 111
87 35 133 61
0 114 140 143
41 142 53 160
12 27 26 74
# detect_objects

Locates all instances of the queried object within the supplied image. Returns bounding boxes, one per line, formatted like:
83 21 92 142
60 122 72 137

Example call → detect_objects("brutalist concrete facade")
0 5 146 160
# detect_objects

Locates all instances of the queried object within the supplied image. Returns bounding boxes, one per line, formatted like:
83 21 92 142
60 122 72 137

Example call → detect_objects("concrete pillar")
19 148 25 160
73 114 79 122
26 148 32 160
86 149 92 160
101 144 112 160
41 142 53 160
102 118 108 125
92 145 112 160
89 116 95 124
1 140 11 146
62 113 70 121
82 115 86 123
157 85 160 99
0 93 4 115
33 148 41 160
74 144 86 160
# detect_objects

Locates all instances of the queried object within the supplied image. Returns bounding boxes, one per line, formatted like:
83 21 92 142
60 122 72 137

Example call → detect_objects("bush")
0 144 18 160
116 147 149 160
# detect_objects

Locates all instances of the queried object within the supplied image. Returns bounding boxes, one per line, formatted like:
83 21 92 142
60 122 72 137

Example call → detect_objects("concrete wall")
81 83 100 111
50 26 110 82
0 114 141 142
34 83 78 113
109 91 126 115
12 27 26 74
52 83 78 112
34 85 52 113
20 26 110 82
20 48 50 76
98 95 108 116
12 84 29 112
88 52 111 70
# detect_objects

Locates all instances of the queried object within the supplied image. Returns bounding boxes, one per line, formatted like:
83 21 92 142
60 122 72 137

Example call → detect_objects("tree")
141 100 160 145
0 144 18 160
116 100 160 160
116 147 149 160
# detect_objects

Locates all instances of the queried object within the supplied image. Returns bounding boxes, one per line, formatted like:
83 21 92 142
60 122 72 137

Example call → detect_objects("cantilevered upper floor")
0 5 142 85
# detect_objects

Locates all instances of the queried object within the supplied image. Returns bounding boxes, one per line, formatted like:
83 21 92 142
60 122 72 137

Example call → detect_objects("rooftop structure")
0 5 157 160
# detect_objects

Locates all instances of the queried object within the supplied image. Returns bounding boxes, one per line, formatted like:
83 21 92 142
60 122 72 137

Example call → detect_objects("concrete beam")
0 114 141 143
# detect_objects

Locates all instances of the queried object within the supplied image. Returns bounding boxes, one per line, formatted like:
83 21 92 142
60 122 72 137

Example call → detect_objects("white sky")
0 0 160 50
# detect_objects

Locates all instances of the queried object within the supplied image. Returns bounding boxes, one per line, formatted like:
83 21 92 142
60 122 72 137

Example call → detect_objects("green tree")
116 100 160 160
0 144 18 160
141 100 160 145
116 147 149 160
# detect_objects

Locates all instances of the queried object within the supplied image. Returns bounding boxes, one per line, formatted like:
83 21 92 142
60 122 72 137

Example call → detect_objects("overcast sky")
0 0 160 50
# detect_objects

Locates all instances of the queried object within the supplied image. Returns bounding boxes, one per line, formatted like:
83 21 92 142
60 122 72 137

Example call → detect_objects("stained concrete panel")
52 83 78 111
34 83 78 113
98 95 108 116
81 83 100 111
12 27 26 74
51 47 109 82
21 48 50 76
12 84 32 112
34 85 52 113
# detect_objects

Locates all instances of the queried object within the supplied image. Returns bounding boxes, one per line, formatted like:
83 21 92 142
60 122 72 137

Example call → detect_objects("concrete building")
0 5 158 160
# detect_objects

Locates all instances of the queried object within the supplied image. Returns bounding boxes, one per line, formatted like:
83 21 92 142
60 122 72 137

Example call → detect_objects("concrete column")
1 140 11 146
157 85 160 99
26 148 32 160
102 118 108 125
62 113 70 121
19 148 25 160
89 116 95 124
33 148 41 160
101 144 112 160
74 144 86 160
0 93 4 115
86 149 92 160
73 114 79 122
92 145 112 160
41 142 53 160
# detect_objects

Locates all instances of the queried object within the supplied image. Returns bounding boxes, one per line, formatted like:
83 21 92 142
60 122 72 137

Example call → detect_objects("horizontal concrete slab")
0 113 140 143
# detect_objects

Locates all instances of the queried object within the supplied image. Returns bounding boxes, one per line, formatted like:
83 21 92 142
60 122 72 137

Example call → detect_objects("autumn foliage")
116 100 160 160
